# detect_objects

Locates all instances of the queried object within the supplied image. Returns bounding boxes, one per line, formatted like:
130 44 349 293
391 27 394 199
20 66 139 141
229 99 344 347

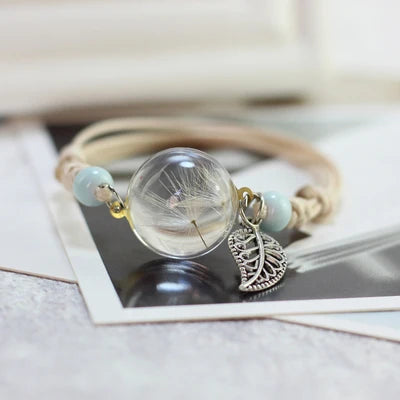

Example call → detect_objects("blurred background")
0 0 399 121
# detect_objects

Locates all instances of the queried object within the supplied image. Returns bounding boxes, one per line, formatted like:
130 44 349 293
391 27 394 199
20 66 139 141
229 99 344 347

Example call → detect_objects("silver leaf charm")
228 226 287 292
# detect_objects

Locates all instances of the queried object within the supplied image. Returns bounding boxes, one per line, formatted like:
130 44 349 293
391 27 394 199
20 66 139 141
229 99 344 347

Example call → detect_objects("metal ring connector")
239 191 265 228
98 184 127 219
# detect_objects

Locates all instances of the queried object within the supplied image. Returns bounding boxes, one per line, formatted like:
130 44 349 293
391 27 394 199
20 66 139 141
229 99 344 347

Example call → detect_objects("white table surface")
1 269 399 400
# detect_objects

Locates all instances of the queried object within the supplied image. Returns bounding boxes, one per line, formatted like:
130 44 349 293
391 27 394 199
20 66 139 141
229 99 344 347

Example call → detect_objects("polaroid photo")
18 115 400 325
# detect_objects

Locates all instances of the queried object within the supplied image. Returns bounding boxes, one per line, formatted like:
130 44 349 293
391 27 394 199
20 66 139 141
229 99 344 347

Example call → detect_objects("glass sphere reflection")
127 148 238 258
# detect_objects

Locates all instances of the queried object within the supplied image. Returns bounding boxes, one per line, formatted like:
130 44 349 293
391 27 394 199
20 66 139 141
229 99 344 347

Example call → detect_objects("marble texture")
0 269 399 400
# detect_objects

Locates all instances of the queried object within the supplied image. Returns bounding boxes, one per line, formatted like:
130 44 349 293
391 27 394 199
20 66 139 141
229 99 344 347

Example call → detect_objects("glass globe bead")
126 148 238 259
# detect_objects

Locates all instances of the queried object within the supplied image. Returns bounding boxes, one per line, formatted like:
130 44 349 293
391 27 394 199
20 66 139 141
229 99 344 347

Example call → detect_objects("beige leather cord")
55 118 341 229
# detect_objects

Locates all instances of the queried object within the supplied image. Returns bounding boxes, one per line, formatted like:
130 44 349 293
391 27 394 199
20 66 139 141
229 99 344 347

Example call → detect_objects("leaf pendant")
228 226 288 292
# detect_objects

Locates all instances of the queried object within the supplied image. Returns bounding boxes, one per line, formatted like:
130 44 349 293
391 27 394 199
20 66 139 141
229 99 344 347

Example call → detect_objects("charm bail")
228 190 288 292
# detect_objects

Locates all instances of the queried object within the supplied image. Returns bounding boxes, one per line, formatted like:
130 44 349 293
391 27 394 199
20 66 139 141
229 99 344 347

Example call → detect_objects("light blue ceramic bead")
73 166 114 207
260 191 292 232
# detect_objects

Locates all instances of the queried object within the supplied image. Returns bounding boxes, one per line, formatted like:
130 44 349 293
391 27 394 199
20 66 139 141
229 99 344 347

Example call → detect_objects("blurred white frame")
1 0 399 115
0 0 320 114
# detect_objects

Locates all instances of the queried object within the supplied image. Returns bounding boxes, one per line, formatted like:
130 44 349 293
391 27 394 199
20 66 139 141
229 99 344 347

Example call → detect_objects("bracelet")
55 118 341 293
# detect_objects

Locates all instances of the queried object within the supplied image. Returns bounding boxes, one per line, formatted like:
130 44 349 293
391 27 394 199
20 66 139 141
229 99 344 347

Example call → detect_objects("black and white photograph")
34 120 400 322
